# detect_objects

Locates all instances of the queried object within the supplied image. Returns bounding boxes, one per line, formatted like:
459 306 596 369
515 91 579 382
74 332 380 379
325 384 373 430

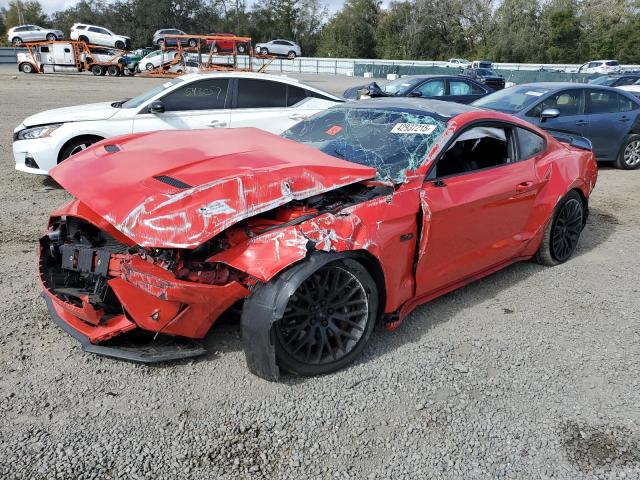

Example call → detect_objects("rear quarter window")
517 128 546 159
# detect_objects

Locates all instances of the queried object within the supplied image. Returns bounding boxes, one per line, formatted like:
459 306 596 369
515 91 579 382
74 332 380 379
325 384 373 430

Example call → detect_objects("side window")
589 90 635 114
287 85 308 106
436 125 513 177
88 27 101 33
236 79 287 108
517 128 545 159
64 48 71 53
40 46 50 52
160 79 230 111
414 79 445 97
531 90 584 117
449 80 484 96
617 77 637 86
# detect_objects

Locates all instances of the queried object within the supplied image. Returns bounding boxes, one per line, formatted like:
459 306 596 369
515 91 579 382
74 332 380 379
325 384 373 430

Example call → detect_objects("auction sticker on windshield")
390 123 437 134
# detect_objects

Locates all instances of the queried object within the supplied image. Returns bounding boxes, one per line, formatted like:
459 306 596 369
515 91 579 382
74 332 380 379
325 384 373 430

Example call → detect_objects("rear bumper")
43 292 206 362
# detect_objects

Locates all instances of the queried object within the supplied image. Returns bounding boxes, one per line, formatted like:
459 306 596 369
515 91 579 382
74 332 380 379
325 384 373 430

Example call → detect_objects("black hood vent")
153 175 192 189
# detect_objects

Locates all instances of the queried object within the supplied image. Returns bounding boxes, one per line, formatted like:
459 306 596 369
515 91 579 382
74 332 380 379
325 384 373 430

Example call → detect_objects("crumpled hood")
22 102 118 127
51 128 377 248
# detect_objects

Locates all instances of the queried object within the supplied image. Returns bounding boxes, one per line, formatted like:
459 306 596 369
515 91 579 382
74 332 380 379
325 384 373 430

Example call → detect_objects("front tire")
287 50 296 58
59 136 103 162
273 259 378 376
46 33 57 42
188 39 197 48
145 63 154 71
535 190 584 266
19 62 34 73
115 40 125 50
12 37 23 46
260 47 269 55
614 134 640 170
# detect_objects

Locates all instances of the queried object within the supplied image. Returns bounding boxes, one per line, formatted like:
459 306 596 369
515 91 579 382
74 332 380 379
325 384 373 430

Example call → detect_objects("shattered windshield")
381 77 423 95
282 107 446 183
122 78 184 108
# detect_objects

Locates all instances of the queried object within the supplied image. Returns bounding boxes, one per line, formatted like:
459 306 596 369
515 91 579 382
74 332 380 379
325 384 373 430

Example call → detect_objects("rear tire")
260 47 269 55
90 64 104 76
145 63 154 71
287 50 296 58
273 258 378 376
12 37 23 46
535 190 584 266
188 39 197 48
106 65 120 76
78 35 89 44
115 40 125 50
46 33 57 42
614 134 640 170
59 136 103 162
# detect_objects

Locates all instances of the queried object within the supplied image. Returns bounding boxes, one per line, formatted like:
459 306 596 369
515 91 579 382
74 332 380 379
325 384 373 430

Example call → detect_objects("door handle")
515 181 534 192
208 120 227 128
575 120 588 126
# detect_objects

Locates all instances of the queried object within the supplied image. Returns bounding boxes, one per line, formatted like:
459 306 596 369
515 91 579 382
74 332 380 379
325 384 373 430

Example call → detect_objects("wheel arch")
57 134 105 163
240 250 384 381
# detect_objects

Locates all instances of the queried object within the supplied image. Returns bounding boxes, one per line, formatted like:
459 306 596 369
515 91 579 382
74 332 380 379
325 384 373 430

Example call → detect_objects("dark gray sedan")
473 82 640 169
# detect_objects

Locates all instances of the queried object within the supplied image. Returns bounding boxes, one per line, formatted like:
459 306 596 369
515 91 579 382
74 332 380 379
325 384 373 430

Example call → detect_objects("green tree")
541 0 583 63
317 0 381 58
3 0 47 29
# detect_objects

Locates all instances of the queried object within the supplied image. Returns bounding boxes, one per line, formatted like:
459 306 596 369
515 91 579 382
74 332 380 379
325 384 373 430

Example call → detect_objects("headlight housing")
16 124 62 141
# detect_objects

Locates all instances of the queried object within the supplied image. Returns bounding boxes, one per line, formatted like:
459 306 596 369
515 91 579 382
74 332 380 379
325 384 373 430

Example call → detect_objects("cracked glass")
282 107 446 183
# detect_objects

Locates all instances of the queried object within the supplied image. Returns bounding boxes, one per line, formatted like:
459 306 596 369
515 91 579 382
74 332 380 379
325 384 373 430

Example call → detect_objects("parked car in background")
471 60 493 69
590 74 640 87
446 58 471 69
137 49 178 71
13 72 343 174
152 29 198 48
39 98 597 378
70 23 131 49
617 82 640 100
7 25 64 46
578 60 621 74
343 75 491 103
205 33 249 53
462 67 505 90
473 82 640 169
121 47 154 74
255 39 301 58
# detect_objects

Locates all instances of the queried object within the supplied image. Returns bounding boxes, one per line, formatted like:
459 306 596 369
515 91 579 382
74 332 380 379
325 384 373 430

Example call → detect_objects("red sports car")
39 98 597 380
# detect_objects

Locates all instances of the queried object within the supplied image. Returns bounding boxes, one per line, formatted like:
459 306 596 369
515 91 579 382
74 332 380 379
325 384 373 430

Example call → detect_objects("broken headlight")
16 124 62 140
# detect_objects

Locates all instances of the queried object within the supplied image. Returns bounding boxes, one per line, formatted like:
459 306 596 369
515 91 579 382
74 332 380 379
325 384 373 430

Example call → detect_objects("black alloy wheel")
550 197 583 262
274 260 376 375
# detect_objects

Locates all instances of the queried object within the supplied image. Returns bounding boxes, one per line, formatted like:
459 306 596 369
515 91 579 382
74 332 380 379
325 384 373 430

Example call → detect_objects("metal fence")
2 47 639 78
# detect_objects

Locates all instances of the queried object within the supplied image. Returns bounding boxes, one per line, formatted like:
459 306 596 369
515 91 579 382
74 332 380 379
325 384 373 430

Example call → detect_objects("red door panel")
415 159 539 297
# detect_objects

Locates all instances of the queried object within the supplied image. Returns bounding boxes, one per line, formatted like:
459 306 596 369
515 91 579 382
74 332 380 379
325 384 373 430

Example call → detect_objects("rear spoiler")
546 130 593 151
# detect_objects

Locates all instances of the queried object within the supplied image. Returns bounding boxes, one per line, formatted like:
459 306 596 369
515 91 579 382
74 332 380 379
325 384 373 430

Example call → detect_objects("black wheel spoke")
550 198 583 262
275 264 370 366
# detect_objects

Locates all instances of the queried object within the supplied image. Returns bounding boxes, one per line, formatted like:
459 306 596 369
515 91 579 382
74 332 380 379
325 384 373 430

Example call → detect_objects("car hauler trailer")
17 40 128 76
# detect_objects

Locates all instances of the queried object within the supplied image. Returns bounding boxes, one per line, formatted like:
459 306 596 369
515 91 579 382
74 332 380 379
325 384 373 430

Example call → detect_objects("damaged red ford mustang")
40 98 597 380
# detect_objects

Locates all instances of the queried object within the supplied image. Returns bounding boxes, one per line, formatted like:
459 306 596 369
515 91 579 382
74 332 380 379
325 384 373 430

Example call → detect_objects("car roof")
178 72 341 99
342 97 480 119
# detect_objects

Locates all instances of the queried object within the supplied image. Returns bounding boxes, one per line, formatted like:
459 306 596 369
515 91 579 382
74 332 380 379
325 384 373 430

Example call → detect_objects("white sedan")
13 72 343 175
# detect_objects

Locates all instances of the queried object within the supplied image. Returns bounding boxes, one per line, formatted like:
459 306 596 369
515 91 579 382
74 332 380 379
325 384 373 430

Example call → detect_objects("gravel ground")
0 67 639 480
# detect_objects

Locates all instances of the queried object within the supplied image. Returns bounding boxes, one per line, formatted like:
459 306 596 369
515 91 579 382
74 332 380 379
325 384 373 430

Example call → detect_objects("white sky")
1 0 362 15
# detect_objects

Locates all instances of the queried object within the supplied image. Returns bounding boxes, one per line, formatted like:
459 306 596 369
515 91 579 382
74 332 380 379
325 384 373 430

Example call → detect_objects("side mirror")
149 100 165 114
408 91 422 97
540 108 560 121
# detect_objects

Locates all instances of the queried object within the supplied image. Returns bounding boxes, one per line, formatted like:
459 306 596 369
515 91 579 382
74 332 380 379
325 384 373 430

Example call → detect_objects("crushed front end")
39 211 250 362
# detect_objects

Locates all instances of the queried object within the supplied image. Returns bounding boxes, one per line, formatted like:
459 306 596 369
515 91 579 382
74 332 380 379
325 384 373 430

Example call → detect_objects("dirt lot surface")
0 66 639 479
